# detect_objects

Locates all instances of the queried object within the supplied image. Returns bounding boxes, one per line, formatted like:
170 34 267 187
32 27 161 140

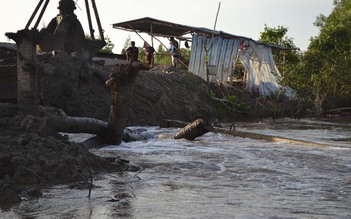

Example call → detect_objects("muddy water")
1 118 351 219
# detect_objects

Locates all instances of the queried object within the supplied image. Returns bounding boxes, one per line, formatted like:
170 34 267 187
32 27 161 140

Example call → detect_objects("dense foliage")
99 35 114 53
117 1 351 116
293 0 351 114
259 25 301 75
260 0 351 115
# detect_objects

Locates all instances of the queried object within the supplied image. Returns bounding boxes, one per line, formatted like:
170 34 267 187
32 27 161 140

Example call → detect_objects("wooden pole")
90 0 104 41
150 23 154 48
205 1 221 82
128 25 149 43
25 0 45 29
209 1 221 49
34 0 50 29
213 128 334 148
85 0 95 40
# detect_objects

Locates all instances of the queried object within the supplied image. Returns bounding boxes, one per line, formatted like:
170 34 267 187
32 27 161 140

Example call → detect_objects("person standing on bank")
143 41 155 66
126 41 139 61
169 37 179 67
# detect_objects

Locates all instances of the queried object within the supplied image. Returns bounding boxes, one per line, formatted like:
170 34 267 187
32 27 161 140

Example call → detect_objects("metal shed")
112 17 294 97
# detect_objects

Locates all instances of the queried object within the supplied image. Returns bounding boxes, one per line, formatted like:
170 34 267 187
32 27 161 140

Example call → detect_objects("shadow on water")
1 118 351 218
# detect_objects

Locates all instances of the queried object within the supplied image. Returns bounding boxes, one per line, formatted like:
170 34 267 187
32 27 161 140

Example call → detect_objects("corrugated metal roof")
112 17 289 50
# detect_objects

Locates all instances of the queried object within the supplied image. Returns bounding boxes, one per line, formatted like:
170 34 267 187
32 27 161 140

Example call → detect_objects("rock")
0 185 21 203
0 176 21 203
26 187 42 197
0 156 16 179
13 165 40 185
11 156 29 166
0 103 17 118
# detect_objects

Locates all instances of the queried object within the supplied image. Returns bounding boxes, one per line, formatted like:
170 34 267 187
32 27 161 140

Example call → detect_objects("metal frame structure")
25 0 105 41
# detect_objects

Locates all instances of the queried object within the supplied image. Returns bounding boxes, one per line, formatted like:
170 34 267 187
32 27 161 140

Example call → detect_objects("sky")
0 0 335 53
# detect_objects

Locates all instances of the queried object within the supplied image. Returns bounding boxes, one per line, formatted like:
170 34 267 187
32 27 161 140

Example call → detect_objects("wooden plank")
213 128 333 148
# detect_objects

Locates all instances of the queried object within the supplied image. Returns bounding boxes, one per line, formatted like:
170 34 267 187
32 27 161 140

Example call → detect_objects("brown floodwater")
1 118 351 219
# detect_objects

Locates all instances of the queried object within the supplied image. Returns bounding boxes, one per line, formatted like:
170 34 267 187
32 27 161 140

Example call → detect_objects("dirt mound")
38 53 221 125
0 104 122 205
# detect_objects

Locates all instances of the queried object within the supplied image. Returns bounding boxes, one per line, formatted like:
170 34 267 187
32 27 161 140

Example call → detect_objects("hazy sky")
0 0 334 53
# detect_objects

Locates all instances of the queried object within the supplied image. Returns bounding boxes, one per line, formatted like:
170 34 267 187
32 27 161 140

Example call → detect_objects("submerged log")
173 117 214 140
43 106 152 147
162 118 334 148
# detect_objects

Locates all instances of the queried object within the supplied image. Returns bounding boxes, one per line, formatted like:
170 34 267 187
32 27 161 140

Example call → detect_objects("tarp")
189 35 240 82
239 39 296 97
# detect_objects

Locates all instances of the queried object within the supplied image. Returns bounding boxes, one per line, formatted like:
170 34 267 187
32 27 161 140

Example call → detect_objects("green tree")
121 35 131 54
296 0 351 114
138 46 146 63
99 35 114 53
154 44 172 65
85 34 114 53
259 24 301 75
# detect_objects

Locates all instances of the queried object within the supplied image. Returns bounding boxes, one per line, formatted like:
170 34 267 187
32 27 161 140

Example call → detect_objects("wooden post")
205 1 221 83
15 31 40 116
85 0 95 40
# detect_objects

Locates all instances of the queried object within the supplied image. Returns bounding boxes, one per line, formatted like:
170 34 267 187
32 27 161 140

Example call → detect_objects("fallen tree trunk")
173 117 213 140
105 62 143 145
43 107 108 135
43 106 152 146
161 119 334 148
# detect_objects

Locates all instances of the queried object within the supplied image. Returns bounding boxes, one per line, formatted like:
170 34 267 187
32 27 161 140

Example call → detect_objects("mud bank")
0 104 124 206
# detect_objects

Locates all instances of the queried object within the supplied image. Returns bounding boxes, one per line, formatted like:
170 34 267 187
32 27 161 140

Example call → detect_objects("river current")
1 118 351 219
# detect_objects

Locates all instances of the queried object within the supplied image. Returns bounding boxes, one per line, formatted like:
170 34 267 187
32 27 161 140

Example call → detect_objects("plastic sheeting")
239 39 296 97
188 35 240 82
188 35 296 98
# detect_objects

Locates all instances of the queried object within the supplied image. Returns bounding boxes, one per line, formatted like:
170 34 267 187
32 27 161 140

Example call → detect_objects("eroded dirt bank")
0 43 301 207
0 104 125 206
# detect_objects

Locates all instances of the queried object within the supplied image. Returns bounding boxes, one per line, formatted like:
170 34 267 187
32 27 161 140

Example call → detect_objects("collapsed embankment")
0 44 301 206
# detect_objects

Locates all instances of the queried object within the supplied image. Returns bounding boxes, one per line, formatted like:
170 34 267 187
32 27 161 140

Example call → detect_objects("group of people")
125 40 155 65
125 36 183 68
